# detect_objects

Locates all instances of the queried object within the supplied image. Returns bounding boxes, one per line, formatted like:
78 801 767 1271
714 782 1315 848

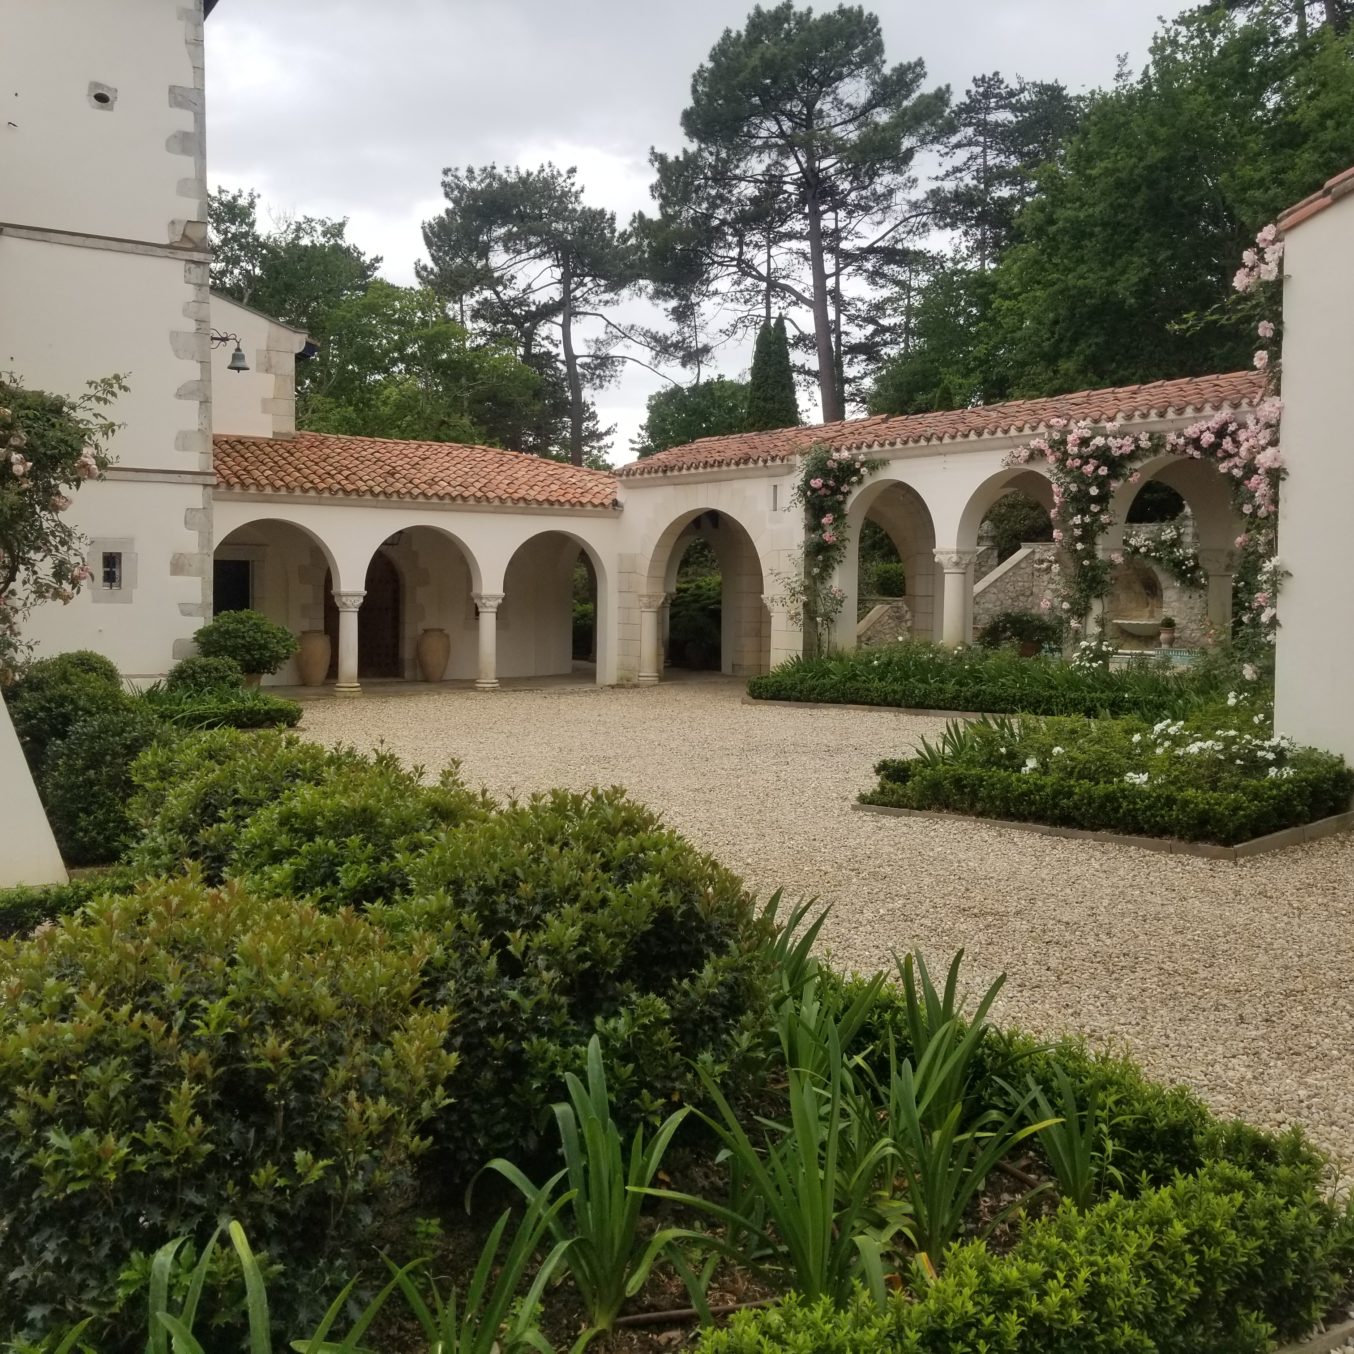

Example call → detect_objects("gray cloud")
206 0 1172 457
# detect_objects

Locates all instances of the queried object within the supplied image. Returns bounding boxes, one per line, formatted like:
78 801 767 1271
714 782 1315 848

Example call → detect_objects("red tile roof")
213 430 620 510
617 371 1266 478
1278 164 1354 234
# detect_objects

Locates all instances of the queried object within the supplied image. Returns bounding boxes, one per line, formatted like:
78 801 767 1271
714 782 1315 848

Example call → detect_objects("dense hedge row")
701 1158 1352 1353
864 760 1353 844
748 643 1234 719
3 650 301 866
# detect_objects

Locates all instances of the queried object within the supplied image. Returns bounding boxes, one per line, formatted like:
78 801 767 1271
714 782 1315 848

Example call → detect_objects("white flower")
1124 772 1149 785
1241 663 1258 682
1051 746 1065 756
1131 733 1143 744
1227 692 1239 707
1021 756 1039 775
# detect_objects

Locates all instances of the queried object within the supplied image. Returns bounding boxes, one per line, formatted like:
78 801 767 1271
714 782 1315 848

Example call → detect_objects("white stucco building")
0 0 1348 765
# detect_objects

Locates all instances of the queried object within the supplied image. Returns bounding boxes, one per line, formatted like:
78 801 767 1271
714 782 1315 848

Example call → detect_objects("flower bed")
748 641 1238 720
861 710 1354 845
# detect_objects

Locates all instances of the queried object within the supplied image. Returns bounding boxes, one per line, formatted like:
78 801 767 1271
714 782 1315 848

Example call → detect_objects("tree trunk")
804 189 843 424
559 257 585 466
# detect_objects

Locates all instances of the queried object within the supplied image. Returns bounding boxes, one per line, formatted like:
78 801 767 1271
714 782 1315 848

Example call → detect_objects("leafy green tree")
981 9 1354 396
633 378 749 457
207 188 380 343
643 3 949 422
419 163 633 464
745 317 800 430
299 280 542 446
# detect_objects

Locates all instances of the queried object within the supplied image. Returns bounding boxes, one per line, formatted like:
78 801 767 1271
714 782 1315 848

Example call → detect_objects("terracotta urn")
416 627 451 682
296 629 331 686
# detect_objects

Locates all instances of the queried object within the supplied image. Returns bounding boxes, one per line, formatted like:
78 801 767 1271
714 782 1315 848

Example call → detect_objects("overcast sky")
204 0 1174 461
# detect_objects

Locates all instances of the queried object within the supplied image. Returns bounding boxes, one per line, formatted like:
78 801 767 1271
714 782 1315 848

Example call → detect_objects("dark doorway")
213 559 252 615
324 552 402 678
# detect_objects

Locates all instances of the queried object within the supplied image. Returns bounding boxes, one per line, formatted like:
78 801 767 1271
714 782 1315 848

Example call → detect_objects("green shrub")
869 560 905 597
232 757 490 909
373 787 774 1176
162 653 245 695
978 609 1063 650
702 1161 1354 1354
125 728 362 882
0 866 138 938
669 575 722 669
0 876 455 1344
193 609 298 676
749 641 1237 720
573 599 595 659
145 685 303 730
41 699 172 865
6 649 126 771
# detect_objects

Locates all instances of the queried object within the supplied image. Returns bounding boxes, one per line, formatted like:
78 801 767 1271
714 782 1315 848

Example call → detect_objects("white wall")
1 0 211 679
0 0 203 247
209 294 309 439
1275 191 1354 761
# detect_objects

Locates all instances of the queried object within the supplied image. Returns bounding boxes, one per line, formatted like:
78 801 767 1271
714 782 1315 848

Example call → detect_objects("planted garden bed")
860 709 1354 846
748 641 1239 721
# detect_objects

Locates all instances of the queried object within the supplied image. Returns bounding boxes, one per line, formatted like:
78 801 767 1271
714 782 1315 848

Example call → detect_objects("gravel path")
298 676 1354 1169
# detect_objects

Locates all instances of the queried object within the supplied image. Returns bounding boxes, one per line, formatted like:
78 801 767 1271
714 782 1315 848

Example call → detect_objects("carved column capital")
332 590 366 612
639 593 668 611
933 549 978 572
472 592 504 612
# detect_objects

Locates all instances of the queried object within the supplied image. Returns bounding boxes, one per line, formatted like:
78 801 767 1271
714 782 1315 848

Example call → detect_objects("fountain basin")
1113 619 1162 638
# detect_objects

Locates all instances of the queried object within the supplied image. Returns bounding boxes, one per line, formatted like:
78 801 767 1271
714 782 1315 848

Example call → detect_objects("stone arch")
843 476 940 645
213 517 341 684
640 507 771 679
954 467 1055 553
502 528 612 686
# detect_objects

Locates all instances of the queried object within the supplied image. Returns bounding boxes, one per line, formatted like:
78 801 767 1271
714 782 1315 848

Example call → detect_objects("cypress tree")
745 317 800 430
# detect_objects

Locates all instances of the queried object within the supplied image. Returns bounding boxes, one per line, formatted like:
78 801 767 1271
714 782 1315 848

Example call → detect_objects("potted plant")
193 609 299 686
1159 615 1177 648
978 610 1063 658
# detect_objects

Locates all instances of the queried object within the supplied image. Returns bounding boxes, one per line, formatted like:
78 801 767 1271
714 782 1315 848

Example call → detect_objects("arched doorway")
324 551 401 679
501 529 608 683
641 509 770 680
846 478 939 646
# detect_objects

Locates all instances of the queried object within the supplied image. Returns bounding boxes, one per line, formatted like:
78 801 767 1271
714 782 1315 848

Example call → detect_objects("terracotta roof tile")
1278 163 1354 234
617 371 1266 478
214 430 619 510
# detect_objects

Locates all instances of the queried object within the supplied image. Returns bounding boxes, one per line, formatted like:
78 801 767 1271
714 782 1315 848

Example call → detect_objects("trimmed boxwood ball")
193 608 298 676
41 698 172 864
6 648 125 771
162 653 245 695
231 756 491 909
0 876 456 1345
125 728 367 882
372 786 776 1177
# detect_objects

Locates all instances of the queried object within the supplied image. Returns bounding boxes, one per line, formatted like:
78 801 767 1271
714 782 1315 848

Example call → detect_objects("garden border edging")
851 801 1354 861
743 694 988 719
1275 1314 1354 1354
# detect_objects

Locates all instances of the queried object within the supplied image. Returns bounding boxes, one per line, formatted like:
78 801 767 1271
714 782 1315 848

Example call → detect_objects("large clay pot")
296 629 331 686
416 628 451 682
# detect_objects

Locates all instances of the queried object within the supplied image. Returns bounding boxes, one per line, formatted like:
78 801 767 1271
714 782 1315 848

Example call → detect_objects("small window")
101 551 123 590
772 483 780 512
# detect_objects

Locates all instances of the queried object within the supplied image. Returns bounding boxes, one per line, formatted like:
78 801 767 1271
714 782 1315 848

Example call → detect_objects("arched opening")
847 479 938 645
1111 458 1239 648
213 518 337 685
952 469 1056 647
643 509 769 678
323 550 402 679
502 530 608 683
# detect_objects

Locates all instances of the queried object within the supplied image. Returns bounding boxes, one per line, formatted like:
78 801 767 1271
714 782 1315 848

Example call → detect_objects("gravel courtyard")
299 676 1354 1168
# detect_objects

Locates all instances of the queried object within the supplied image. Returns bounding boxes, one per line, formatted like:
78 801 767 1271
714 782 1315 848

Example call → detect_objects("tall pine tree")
745 317 800 430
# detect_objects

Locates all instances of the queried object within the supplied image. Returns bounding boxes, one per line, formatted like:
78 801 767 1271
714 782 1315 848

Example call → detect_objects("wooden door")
324 552 402 679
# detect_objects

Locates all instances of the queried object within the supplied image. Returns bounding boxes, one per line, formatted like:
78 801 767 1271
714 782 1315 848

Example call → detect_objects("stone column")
332 590 365 695
473 592 503 690
934 550 977 647
1197 549 1237 639
660 592 673 670
638 594 666 684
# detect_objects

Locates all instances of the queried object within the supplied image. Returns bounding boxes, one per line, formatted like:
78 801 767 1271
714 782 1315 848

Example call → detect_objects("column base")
473 678 500 691
636 673 660 686
333 682 362 697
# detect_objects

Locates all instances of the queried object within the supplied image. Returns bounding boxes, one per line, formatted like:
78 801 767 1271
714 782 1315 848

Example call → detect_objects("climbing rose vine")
0 373 124 677
774 442 881 646
1008 224 1285 652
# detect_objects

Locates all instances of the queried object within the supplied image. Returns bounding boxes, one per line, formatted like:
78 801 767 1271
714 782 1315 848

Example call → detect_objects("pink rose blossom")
1257 320 1275 339
1253 350 1268 370
821 513 834 525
